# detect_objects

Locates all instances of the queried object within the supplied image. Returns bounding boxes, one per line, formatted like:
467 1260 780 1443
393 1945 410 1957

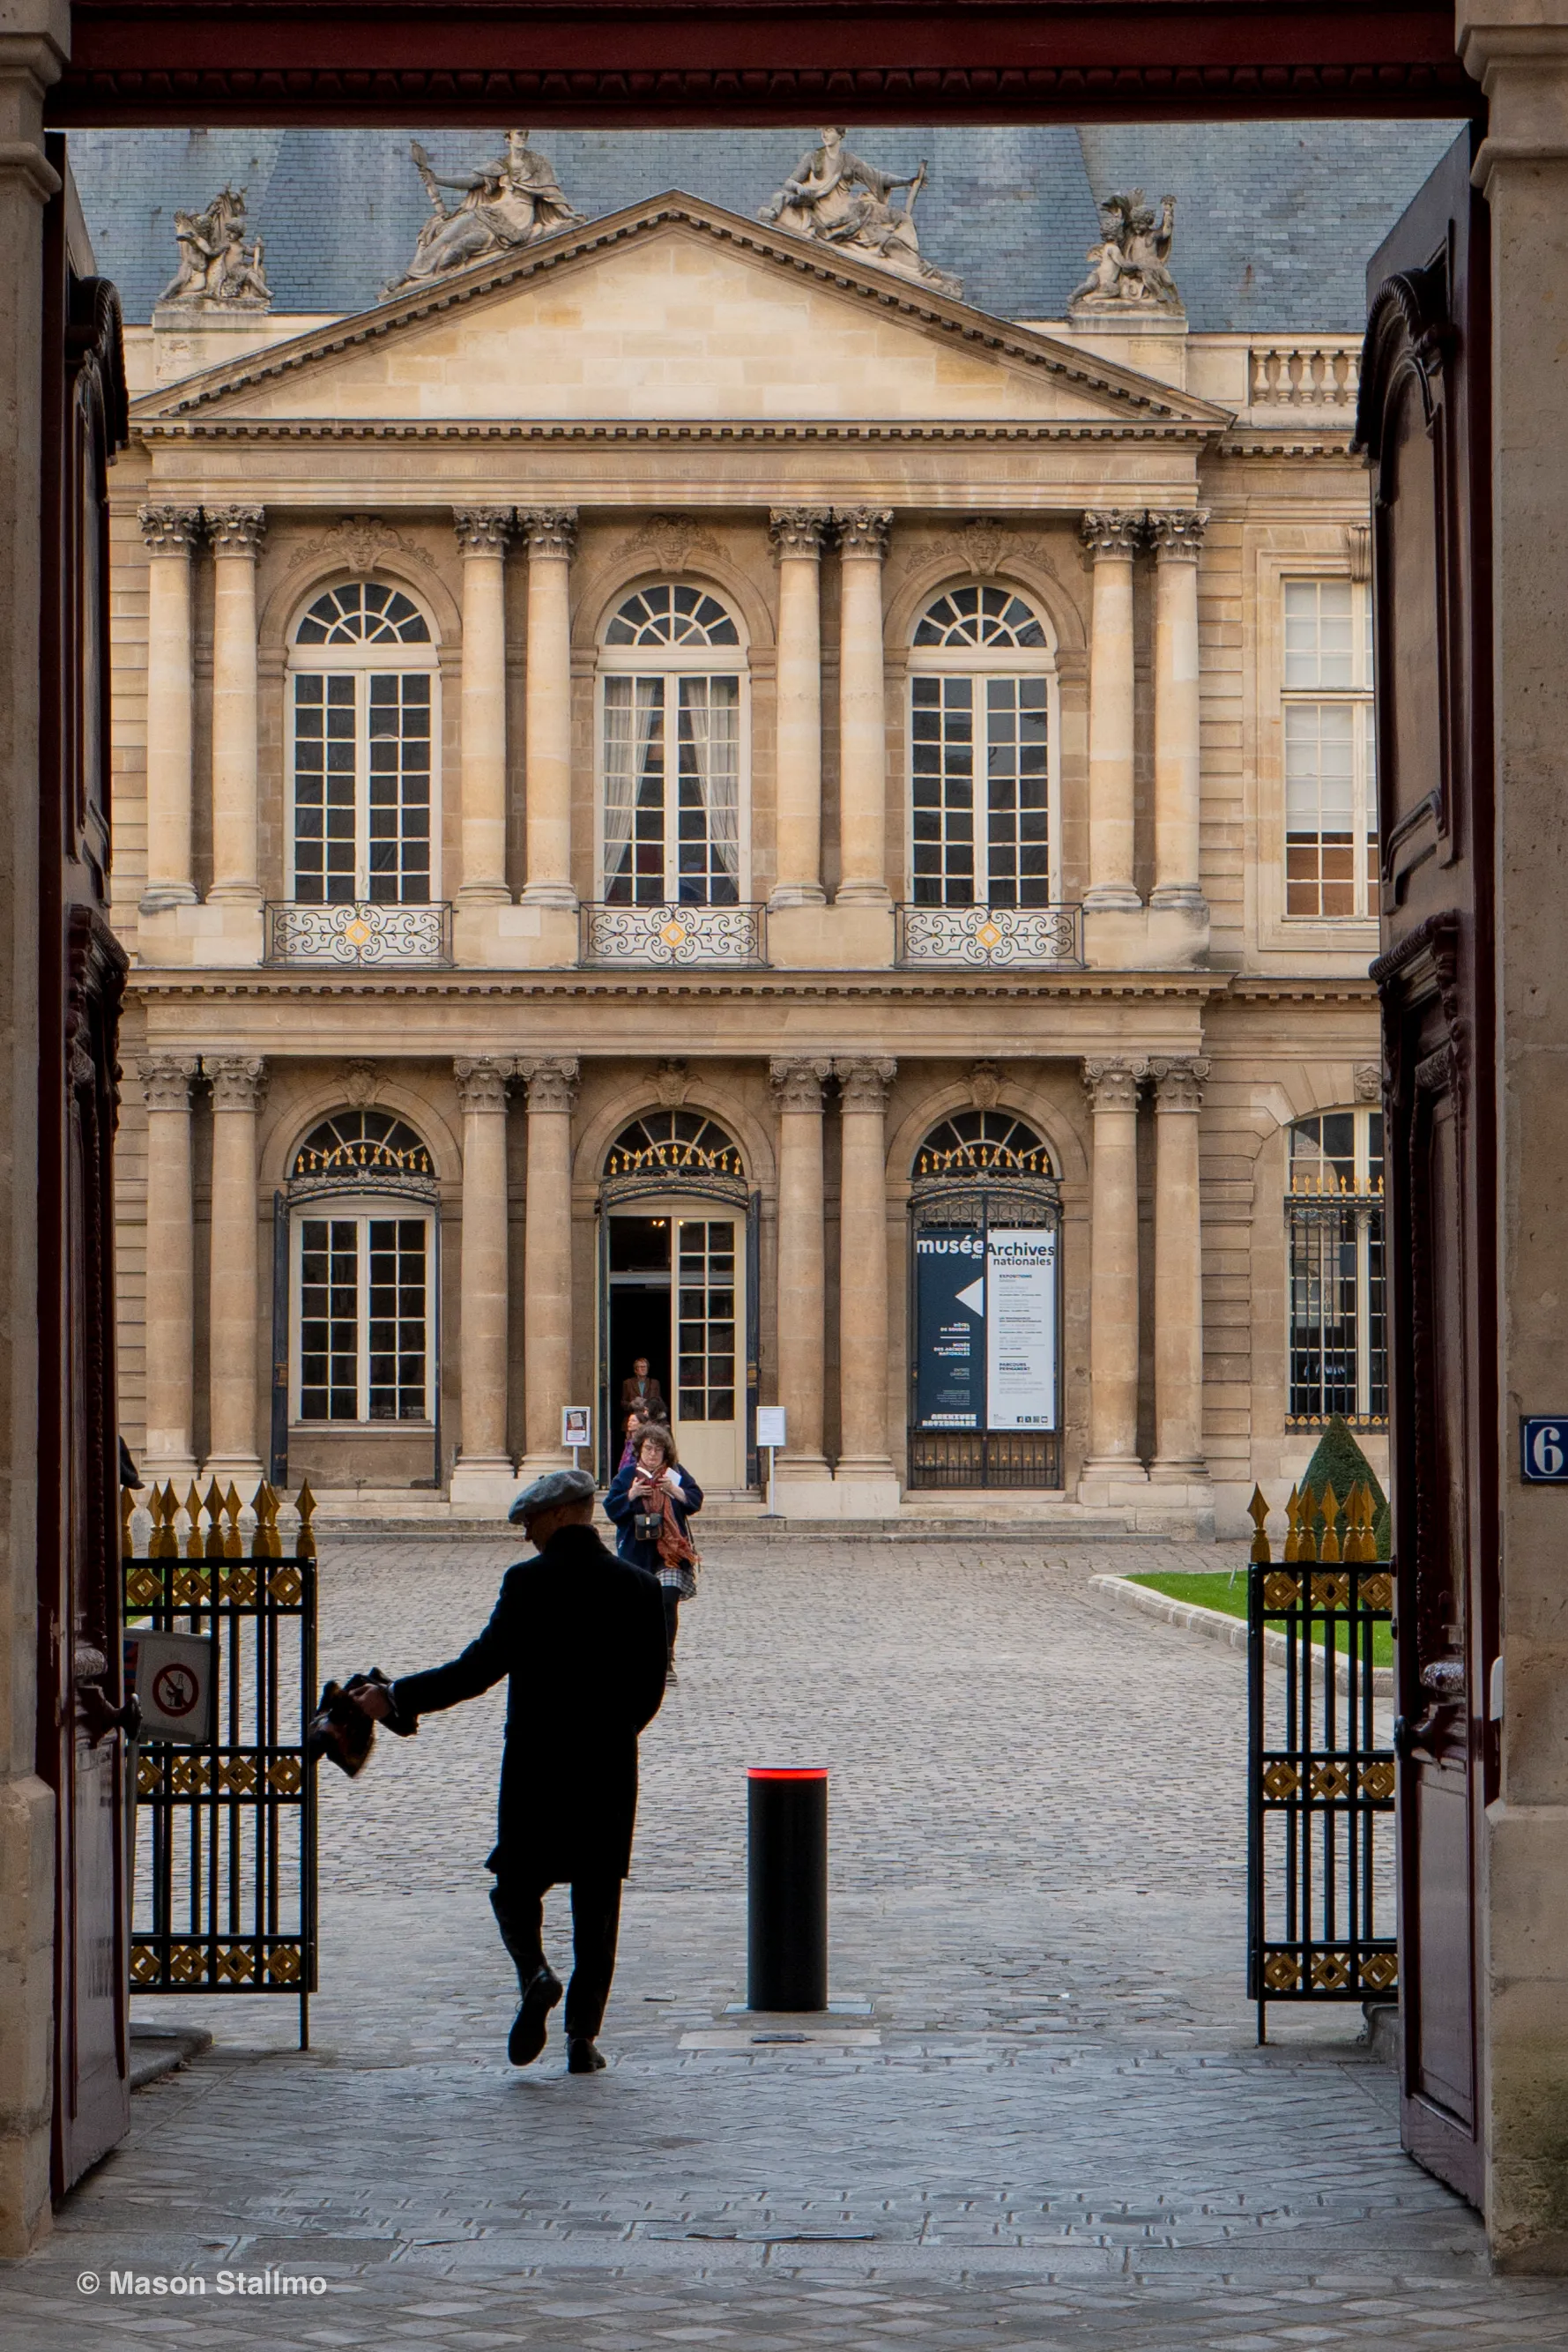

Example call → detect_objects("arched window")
1287 1107 1386 1426
287 581 439 906
912 1109 1055 1180
604 1110 746 1182
909 584 1055 909
287 1109 436 1428
598 584 747 907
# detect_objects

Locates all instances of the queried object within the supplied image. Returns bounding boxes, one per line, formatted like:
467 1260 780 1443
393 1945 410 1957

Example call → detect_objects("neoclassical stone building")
104 151 1390 1534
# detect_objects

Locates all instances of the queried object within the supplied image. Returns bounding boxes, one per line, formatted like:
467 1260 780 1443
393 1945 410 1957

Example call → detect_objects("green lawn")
1125 1569 1395 1669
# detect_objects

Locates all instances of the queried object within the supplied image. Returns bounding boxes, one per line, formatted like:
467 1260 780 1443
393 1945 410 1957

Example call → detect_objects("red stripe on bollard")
747 1767 828 1780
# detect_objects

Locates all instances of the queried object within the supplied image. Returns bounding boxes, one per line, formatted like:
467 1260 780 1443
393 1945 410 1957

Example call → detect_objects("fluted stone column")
1078 1056 1148 1499
769 508 829 906
833 507 893 904
205 506 265 906
205 1055 266 1482
143 1053 200 1478
1148 510 1208 912
139 506 202 912
454 508 513 904
451 1056 515 1503
518 508 578 909
1148 1057 1209 1485
835 1057 898 1495
770 1058 832 1477
518 1057 579 1471
1080 512 1142 913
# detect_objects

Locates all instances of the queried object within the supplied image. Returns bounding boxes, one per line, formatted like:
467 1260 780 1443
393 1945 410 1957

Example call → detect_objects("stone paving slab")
4 1535 1567 2348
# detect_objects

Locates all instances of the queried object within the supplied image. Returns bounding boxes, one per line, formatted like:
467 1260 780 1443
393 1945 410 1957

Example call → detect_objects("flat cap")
508 1465 597 1524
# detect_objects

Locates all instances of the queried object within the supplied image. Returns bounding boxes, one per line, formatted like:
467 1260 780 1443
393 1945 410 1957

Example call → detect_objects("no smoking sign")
124 1632 213 1743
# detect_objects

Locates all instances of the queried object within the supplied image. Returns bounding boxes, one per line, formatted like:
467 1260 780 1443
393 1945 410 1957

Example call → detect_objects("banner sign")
914 1228 985 1427
985 1227 1059 1431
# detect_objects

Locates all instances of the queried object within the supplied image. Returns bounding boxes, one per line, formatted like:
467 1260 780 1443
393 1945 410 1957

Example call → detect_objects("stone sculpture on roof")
384 129 585 297
157 185 271 310
1068 189 1183 315
759 128 962 301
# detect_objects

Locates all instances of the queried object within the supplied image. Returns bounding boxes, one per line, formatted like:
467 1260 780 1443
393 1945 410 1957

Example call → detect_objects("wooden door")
1357 126 1497 2207
37 138 133 2196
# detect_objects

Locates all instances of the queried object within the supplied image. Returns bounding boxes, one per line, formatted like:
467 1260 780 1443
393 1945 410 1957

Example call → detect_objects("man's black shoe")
568 2036 607 2073
508 1967 562 2066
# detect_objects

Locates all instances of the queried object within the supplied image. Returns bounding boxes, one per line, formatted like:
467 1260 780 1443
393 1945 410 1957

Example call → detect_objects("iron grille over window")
913 1109 1054 1180
1287 1108 1387 1425
604 1111 745 1183
291 1110 433 1182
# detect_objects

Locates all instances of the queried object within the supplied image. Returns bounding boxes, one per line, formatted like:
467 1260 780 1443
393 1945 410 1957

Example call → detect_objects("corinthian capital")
453 506 514 558
209 1054 268 1112
138 505 203 555
769 508 831 560
1079 510 1142 559
140 1053 198 1111
832 507 893 560
836 1057 896 1113
454 1055 510 1115
1081 1056 1147 1113
770 1057 832 1113
204 505 266 557
1146 509 1208 563
517 1056 579 1113
516 507 579 560
1148 1055 1210 1111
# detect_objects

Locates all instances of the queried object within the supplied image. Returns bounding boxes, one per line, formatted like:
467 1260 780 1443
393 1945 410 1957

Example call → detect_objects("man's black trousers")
490 1872 623 2041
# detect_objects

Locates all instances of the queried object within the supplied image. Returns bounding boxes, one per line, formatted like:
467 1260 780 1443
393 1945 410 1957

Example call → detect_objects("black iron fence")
1246 1480 1397 2041
123 1478 319 2048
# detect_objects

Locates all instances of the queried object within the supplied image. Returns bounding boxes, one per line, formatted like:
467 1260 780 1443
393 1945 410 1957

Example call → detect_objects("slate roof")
68 120 1465 333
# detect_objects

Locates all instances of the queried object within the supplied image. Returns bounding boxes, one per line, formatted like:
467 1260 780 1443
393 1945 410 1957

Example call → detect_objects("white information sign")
561 1405 591 1449
985 1227 1058 1431
756 1405 787 1449
123 1630 214 1744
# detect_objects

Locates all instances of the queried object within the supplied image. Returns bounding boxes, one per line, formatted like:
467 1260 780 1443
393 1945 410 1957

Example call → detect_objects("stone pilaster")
454 507 513 905
770 1056 833 1477
204 507 265 916
832 507 893 906
450 1055 515 1506
204 1054 266 1483
142 1053 201 1479
1147 510 1208 914
1080 511 1142 915
834 1056 899 1503
1148 1056 1209 1487
517 1056 579 1472
139 506 203 912
769 508 830 908
1077 1055 1148 1500
517 507 578 914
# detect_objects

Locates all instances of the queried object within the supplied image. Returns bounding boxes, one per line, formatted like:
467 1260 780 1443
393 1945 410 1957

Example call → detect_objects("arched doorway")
598 1111 757 1494
907 1110 1063 1490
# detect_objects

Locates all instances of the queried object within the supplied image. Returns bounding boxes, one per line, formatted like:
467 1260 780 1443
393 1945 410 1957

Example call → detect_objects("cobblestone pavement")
7 1534 1568 2349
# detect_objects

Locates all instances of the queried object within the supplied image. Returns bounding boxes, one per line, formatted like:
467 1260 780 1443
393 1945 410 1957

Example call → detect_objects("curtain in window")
603 678 661 894
680 676 741 886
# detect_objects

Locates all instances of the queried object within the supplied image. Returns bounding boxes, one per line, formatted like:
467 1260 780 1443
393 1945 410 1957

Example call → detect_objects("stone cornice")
133 416 1227 450
126 967 1240 1005
128 190 1232 435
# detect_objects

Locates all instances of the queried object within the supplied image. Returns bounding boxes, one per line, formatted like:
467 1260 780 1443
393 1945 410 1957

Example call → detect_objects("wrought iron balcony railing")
580 899 767 969
264 900 454 969
896 901 1082 970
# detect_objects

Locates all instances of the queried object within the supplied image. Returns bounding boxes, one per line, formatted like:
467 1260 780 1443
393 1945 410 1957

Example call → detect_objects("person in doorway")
351 1467 666 2074
616 1410 644 1475
605 1424 702 1685
619 1357 669 1425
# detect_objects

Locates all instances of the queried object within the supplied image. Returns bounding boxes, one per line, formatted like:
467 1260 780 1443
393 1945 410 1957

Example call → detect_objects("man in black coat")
353 1466 667 2074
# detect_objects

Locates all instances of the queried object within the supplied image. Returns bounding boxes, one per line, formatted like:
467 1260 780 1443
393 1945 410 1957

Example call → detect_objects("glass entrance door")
605 1205 746 1493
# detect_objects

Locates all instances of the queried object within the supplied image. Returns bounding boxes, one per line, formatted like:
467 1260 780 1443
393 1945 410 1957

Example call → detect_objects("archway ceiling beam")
55 1 1477 128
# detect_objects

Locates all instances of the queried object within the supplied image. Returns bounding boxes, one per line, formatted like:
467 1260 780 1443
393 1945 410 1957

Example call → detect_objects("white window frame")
1280 573 1377 923
286 589 442 902
1287 1106 1386 1427
290 1196 436 1430
904 590 1061 908
595 590 752 904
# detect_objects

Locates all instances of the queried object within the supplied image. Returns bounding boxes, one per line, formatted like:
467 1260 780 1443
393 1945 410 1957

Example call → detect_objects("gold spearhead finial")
1247 1485 1271 1564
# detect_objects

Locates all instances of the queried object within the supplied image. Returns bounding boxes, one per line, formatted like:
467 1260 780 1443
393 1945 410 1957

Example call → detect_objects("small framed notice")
1520 1417 1568 1482
756 1405 787 1450
561 1405 591 1450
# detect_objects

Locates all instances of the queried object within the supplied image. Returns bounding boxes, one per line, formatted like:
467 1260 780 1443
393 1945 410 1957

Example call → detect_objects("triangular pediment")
131 193 1230 437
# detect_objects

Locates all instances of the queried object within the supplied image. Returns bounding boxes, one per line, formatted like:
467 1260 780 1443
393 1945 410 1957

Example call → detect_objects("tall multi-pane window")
1282 578 1378 918
1287 1107 1387 1426
288 582 439 903
598 584 746 904
289 1111 435 1425
909 585 1053 906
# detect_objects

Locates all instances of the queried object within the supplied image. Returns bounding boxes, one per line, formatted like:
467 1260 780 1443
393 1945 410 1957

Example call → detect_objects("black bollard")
747 1767 828 2012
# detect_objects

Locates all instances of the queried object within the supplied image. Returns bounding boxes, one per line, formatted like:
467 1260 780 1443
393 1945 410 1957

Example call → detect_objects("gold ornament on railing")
1316 1481 1341 1565
223 1481 244 1559
250 1481 282 1560
184 1482 204 1561
294 1479 317 1563
1248 1485 1271 1564
203 1477 226 1561
1282 1484 1303 1564
120 1484 136 1562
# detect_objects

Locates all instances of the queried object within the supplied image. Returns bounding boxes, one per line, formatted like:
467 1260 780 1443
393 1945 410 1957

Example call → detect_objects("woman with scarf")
604 1425 702 1684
